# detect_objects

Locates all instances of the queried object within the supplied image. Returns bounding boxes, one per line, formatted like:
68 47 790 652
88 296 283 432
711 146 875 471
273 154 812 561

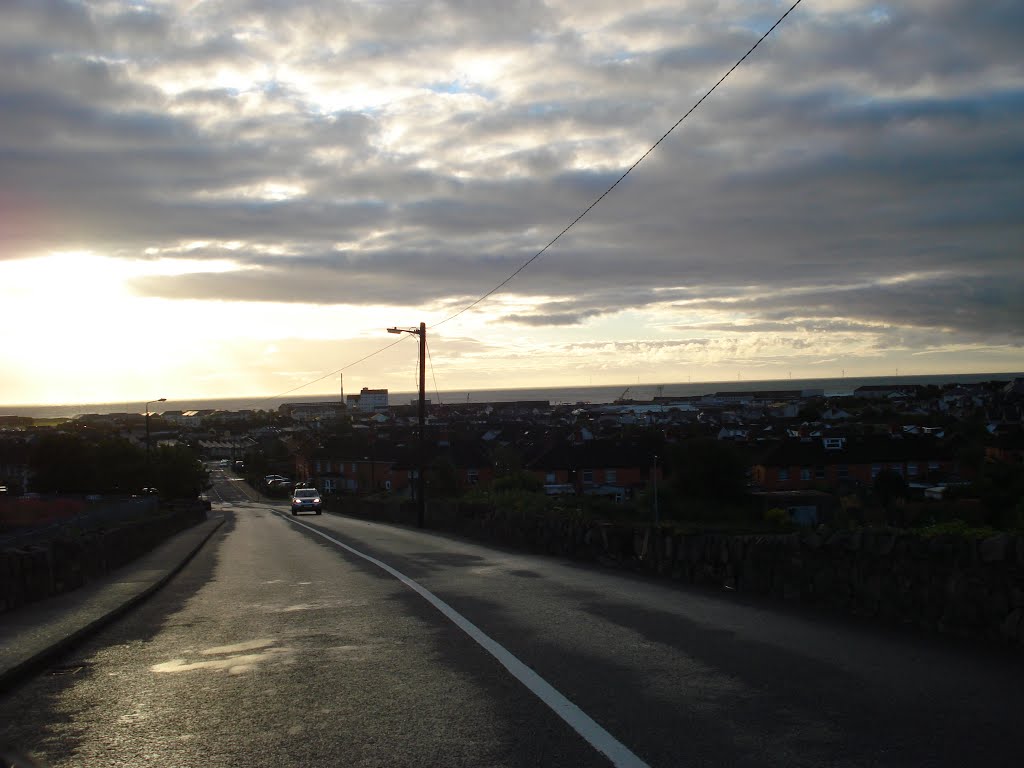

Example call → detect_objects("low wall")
336 497 1024 648
0 503 208 614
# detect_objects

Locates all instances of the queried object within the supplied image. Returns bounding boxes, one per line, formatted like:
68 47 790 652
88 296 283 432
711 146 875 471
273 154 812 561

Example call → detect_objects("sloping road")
1 476 1022 767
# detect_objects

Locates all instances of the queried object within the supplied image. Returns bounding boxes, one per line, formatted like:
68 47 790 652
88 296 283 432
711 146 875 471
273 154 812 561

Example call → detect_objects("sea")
1 371 1021 420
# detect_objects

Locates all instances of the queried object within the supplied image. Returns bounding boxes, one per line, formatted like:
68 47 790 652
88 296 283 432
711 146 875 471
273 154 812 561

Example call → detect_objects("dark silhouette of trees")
872 469 908 525
28 431 205 498
663 438 751 522
29 433 94 493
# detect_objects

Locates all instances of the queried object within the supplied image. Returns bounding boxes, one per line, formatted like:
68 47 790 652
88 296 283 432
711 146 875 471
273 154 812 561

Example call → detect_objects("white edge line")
277 511 650 768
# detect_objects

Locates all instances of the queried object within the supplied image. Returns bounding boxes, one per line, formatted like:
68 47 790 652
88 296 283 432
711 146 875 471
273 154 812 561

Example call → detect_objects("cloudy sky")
1 0 1021 406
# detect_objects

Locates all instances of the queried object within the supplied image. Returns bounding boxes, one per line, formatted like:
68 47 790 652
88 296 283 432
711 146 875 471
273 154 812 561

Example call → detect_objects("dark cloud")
0 0 1020 359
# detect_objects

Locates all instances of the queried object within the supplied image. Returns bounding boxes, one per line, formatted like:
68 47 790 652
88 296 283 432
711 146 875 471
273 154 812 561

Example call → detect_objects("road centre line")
275 511 651 768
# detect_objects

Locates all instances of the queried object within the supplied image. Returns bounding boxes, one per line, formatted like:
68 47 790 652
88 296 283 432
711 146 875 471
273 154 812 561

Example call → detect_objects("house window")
323 478 335 493
606 469 617 484
778 468 790 481
816 466 826 480
467 469 479 485
351 462 357 473
546 472 556 484
582 469 594 483
891 463 903 476
928 461 940 471
800 467 812 481
871 464 882 478
908 462 918 477
837 464 849 479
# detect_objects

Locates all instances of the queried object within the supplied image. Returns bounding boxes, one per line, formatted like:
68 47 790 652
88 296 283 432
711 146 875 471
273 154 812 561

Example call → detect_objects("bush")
764 507 791 528
915 519 997 538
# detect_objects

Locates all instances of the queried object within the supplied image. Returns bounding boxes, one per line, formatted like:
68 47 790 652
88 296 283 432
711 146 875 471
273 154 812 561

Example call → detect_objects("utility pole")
388 322 427 528
416 322 426 528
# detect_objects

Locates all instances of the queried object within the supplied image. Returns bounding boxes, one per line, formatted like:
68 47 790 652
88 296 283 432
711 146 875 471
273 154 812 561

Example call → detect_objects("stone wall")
0 503 207 614
335 497 1024 648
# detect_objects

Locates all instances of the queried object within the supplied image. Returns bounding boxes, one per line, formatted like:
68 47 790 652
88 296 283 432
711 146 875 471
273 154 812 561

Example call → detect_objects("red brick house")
752 436 957 492
296 438 494 496
526 441 661 499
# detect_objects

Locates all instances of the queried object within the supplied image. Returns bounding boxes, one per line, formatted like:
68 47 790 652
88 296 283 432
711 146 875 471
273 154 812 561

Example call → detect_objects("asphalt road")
1 473 1022 767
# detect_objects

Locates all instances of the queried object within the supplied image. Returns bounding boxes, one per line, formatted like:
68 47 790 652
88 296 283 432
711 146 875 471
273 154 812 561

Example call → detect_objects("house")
821 407 852 421
526 441 660 500
280 402 346 423
752 435 957 492
853 384 920 400
986 430 1024 464
161 410 215 428
311 455 402 495
197 439 252 459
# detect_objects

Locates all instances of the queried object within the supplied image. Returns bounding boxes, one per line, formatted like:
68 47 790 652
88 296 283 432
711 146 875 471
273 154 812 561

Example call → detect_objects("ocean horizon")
2 371 1021 420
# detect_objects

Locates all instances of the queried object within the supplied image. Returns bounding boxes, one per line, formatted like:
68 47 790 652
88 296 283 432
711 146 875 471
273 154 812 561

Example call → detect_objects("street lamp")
387 323 426 528
145 398 166 493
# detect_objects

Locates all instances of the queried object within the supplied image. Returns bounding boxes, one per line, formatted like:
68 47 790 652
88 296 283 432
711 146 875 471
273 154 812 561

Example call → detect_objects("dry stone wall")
338 498 1024 648
0 504 207 614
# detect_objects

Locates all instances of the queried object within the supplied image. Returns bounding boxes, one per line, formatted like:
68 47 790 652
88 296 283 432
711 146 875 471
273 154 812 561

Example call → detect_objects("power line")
242 334 413 410
241 0 805 405
433 0 804 329
425 337 443 406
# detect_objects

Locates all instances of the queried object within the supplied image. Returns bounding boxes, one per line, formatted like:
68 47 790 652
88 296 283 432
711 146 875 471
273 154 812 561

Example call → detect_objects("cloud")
0 0 1021 402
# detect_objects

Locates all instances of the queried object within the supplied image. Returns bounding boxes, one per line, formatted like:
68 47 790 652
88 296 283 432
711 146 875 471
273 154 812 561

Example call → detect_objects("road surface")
1 472 1022 767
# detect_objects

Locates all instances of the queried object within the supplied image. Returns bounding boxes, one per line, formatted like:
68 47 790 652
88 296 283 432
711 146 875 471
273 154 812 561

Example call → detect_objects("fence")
0 496 160 549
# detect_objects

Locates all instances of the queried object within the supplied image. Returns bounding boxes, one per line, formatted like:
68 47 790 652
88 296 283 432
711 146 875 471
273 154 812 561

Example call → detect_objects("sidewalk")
0 514 225 691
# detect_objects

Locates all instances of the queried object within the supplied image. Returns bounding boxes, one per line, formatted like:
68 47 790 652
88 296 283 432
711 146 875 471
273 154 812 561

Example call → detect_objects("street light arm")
145 397 167 414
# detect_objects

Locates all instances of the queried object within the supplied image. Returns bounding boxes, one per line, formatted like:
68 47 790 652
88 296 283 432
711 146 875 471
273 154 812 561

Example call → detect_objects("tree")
428 455 460 498
493 470 543 494
872 469 908 525
153 444 208 499
29 433 94 493
668 438 747 503
93 436 145 493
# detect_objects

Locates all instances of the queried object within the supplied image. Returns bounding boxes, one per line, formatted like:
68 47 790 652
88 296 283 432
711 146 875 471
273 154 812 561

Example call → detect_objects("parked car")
291 488 322 515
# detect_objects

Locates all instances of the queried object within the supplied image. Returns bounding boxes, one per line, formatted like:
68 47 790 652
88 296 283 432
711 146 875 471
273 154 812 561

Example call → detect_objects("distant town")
2 378 1023 531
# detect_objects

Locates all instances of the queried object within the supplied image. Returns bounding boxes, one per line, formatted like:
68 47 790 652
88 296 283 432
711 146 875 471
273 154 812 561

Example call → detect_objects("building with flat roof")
346 388 389 413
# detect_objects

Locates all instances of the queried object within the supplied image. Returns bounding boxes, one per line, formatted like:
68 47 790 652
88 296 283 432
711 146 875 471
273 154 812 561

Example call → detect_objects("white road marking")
276 511 650 768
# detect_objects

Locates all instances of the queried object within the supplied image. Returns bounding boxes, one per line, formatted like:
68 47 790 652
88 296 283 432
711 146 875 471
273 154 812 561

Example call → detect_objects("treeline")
27 432 207 499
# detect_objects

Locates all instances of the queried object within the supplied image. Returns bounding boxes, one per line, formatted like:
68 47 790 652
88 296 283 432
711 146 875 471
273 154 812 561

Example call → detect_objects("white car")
291 488 322 515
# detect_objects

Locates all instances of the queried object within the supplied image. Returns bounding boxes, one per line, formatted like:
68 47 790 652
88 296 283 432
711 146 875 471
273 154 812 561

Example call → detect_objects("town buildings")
2 378 1021 526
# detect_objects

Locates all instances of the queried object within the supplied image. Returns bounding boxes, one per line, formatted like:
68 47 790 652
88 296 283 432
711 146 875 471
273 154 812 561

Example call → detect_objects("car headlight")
313 498 321 504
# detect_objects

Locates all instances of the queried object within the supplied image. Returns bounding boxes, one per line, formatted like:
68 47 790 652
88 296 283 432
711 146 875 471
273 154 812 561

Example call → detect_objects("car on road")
291 488 322 515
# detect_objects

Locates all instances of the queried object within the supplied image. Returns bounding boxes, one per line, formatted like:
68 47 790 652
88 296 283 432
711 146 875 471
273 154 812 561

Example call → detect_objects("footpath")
0 514 225 691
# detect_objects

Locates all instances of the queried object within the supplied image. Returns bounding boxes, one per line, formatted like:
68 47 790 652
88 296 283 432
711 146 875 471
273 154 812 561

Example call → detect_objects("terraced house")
752 435 958 492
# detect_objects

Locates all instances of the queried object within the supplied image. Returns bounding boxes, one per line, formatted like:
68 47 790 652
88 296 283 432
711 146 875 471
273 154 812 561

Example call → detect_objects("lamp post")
145 398 166 492
387 323 426 528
